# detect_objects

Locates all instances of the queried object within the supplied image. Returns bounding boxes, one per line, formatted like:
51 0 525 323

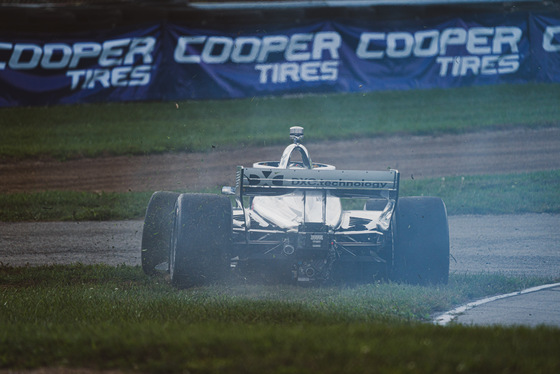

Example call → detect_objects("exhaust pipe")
305 267 315 278
283 243 295 255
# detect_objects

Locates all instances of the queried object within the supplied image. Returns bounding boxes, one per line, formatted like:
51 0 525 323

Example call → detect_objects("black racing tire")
364 198 388 211
170 193 232 288
391 196 450 285
141 191 180 275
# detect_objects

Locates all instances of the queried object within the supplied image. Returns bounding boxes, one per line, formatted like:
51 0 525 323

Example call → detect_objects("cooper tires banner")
0 24 163 106
0 12 558 106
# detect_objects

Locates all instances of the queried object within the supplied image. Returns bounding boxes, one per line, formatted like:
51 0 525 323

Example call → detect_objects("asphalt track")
435 283 560 327
2 214 560 277
1 214 559 327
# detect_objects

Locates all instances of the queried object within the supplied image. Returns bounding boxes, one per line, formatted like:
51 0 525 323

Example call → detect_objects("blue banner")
165 21 345 99
531 14 560 83
0 24 163 106
0 12 559 106
166 14 535 99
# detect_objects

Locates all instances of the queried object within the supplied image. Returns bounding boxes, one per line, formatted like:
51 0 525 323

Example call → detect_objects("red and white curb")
433 282 560 326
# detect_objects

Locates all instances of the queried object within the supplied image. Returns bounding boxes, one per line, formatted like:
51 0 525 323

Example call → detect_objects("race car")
141 126 449 287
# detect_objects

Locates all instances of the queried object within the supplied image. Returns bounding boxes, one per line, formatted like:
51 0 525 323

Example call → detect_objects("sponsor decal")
248 172 284 186
173 32 341 84
245 171 389 189
356 26 523 77
290 178 388 188
172 24 527 86
0 37 156 90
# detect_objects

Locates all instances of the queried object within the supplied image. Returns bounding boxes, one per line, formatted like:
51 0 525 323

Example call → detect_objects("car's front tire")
391 196 450 285
170 193 232 288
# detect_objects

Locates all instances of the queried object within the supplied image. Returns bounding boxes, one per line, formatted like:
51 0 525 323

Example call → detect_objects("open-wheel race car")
141 127 449 287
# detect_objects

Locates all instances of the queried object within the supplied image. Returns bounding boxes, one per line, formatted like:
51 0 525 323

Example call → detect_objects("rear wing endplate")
236 166 399 199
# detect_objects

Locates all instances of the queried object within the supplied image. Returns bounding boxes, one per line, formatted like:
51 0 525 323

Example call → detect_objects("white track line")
433 282 560 326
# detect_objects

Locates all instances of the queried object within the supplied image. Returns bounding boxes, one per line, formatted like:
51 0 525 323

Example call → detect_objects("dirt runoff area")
1 127 559 194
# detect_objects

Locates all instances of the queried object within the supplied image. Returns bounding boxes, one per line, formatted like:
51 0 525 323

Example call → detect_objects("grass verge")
0 264 558 373
1 170 558 222
1 83 559 160
403 169 560 215
0 190 153 222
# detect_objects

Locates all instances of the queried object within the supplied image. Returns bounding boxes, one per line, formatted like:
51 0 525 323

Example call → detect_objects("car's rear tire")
391 196 449 285
141 191 180 275
170 193 232 288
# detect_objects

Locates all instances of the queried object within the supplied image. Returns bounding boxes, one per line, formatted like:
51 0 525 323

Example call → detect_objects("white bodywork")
252 191 343 230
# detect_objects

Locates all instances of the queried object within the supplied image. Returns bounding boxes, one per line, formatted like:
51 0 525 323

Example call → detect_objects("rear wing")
236 166 399 199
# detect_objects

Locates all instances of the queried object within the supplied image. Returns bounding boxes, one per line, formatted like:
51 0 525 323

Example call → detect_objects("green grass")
0 264 558 373
402 170 560 215
0 190 154 222
1 170 558 222
1 83 559 160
